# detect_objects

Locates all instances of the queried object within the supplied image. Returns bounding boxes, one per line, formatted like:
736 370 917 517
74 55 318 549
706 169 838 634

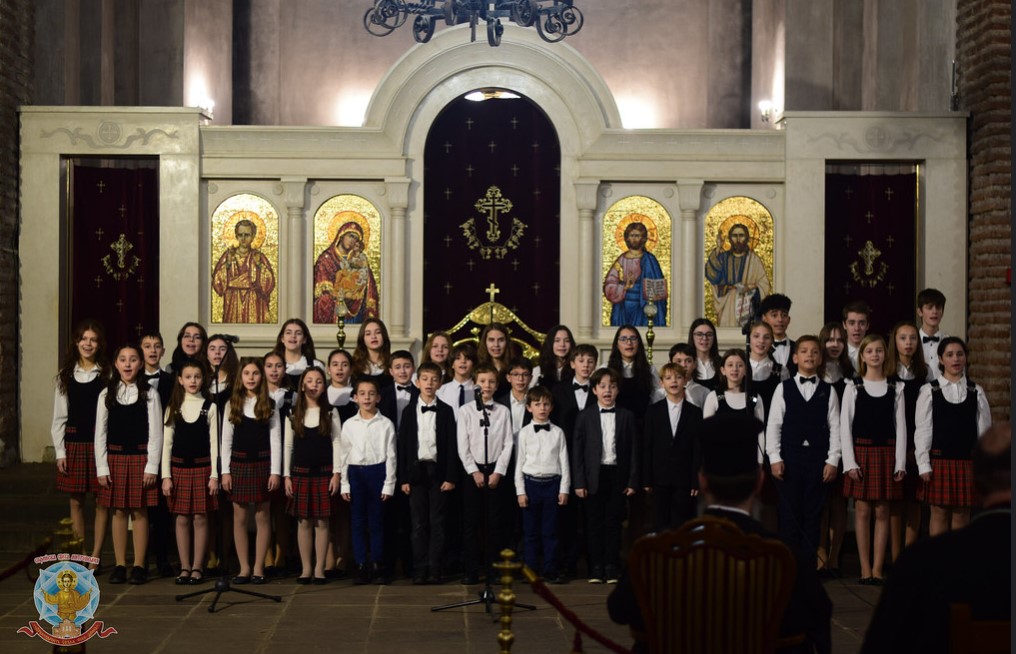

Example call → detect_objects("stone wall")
957 0 1011 421
0 0 33 464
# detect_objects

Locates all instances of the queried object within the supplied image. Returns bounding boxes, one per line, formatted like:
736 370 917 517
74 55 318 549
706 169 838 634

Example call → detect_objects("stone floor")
0 558 878 653
0 462 878 652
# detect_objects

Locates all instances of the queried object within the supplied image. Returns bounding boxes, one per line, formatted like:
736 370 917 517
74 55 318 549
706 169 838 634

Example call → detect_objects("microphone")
740 291 763 336
222 334 240 344
474 386 484 412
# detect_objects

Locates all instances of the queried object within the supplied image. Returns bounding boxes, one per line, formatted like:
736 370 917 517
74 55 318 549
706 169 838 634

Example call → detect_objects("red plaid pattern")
168 464 218 515
56 442 100 494
99 454 158 509
286 468 334 519
843 444 902 501
228 460 271 504
919 458 974 507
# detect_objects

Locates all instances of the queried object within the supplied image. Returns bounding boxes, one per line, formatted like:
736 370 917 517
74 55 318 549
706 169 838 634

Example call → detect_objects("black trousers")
408 461 448 574
583 465 626 569
774 447 829 562
461 463 510 576
650 485 695 533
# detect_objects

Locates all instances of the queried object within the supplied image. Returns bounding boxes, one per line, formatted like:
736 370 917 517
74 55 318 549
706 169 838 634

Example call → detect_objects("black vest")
716 391 761 418
850 379 895 446
780 378 831 454
107 396 149 454
231 415 271 461
752 363 782 422
930 380 979 460
170 399 213 466
291 423 333 475
891 375 924 450
65 376 104 443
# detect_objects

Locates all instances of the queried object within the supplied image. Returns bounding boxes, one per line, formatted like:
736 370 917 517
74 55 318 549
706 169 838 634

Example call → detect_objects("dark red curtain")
71 162 159 348
824 166 917 336
423 93 560 334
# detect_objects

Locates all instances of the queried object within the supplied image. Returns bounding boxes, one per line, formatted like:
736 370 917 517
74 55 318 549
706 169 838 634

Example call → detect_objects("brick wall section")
957 0 1011 422
0 0 33 465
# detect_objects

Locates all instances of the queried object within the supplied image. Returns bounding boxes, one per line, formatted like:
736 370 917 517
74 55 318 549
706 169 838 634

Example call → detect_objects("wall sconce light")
758 99 774 124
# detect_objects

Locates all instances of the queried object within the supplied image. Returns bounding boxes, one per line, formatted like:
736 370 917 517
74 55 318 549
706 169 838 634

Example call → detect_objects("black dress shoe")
546 574 567 585
312 576 327 585
188 570 207 585
412 575 427 585
354 564 370 586
604 565 621 584
251 575 267 585
371 562 386 585
128 566 148 585
108 565 127 584
296 576 312 585
587 565 604 584
232 575 252 585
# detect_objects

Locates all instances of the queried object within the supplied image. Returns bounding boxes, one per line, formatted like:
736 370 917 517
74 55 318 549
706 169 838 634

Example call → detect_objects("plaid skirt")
168 462 218 515
919 458 974 508
56 441 100 494
843 444 902 501
229 459 271 504
99 454 158 509
286 467 334 519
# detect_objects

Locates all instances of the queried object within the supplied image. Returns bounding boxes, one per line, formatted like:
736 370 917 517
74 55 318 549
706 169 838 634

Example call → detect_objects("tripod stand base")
175 576 282 613
431 582 537 620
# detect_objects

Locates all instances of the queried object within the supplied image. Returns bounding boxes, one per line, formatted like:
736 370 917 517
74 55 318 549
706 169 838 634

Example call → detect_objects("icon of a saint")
603 220 667 326
313 218 380 323
705 220 771 327
212 215 276 323
43 570 90 623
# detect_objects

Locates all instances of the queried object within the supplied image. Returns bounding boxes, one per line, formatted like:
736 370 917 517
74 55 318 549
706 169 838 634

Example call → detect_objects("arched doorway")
422 90 561 335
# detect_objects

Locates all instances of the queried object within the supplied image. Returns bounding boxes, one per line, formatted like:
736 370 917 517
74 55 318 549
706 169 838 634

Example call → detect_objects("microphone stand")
432 395 535 619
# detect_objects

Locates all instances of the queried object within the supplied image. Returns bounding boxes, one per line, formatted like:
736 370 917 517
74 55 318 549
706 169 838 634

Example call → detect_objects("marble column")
677 180 704 329
386 178 410 338
281 178 307 320
574 180 600 339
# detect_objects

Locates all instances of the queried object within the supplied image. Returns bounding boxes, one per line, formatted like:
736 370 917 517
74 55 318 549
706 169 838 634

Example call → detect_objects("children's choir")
50 287 992 587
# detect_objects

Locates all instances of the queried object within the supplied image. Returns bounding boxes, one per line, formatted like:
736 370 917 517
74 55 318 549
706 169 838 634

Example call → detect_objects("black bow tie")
799 376 817 384
397 385 412 392
573 383 589 392
420 405 438 413
600 407 615 414
483 404 494 411
533 424 551 432
922 335 940 344
145 372 160 379
773 340 788 348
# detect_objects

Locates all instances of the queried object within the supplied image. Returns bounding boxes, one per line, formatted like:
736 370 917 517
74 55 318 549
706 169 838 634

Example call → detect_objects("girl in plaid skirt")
161 359 220 585
221 358 281 585
51 319 109 570
885 322 930 556
284 368 342 584
915 338 992 536
841 334 907 585
264 350 294 576
94 344 164 585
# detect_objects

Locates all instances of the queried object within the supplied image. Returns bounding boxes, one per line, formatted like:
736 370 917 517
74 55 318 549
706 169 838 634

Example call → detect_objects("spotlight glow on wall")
335 91 372 127
616 96 658 129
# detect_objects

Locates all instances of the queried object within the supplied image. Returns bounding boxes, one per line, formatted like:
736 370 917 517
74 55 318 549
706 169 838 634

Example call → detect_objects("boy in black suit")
571 367 639 584
379 349 417 578
551 344 596 578
397 362 458 585
379 349 418 429
642 362 703 532
760 293 796 375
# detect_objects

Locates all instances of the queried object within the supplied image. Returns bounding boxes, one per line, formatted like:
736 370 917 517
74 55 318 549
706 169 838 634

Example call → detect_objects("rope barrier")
0 537 52 584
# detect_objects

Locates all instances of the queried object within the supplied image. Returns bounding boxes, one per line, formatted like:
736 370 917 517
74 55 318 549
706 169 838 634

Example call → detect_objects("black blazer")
396 398 460 486
551 381 589 448
771 339 798 376
641 399 703 491
379 383 419 428
571 404 639 495
495 394 532 431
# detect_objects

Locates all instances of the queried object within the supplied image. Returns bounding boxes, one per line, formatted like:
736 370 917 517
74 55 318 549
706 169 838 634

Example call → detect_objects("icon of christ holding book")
603 220 668 326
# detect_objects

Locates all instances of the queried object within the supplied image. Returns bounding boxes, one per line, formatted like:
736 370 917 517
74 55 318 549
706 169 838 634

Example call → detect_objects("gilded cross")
466 260 475 271
884 187 894 200
444 188 453 200
475 187 513 242
533 235 542 248
488 141 497 154
134 323 144 337
858 240 882 275
864 210 874 224
466 164 474 177
886 283 895 295
531 282 541 295
95 227 105 240
136 275 144 286
96 180 106 193
444 282 453 295
443 235 453 248
485 283 500 303
844 234 853 248
110 233 133 268
118 204 127 217
510 117 519 130
115 299 125 312
510 165 519 177
94 275 103 288
511 259 520 272
844 188 853 199
886 235 894 248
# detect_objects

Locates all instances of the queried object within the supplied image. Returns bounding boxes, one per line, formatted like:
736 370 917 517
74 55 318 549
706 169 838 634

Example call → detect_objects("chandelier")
363 1 585 47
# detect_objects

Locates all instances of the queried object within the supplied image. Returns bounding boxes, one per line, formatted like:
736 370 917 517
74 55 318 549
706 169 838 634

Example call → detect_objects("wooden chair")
950 603 1011 654
627 515 797 654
